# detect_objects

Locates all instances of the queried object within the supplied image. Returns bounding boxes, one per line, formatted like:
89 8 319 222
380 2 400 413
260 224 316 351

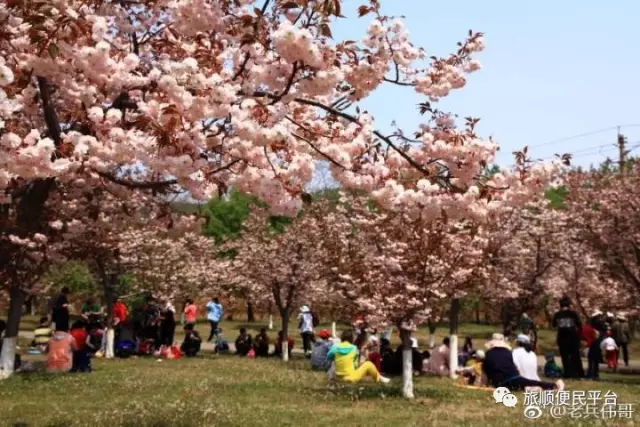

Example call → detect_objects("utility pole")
617 127 627 176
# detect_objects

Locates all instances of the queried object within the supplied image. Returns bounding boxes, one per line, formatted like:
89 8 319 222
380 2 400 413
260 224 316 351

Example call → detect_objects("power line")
529 124 640 149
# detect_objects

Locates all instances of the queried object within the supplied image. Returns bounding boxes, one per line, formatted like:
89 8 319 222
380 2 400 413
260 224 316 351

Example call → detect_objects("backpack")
215 339 230 354
312 312 320 328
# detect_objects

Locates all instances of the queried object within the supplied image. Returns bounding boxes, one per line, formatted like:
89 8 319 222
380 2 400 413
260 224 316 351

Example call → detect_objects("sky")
327 0 640 169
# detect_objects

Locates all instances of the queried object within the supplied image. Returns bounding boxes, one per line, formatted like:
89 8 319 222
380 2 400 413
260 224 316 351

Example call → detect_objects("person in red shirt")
70 320 91 373
184 298 197 325
582 316 601 380
112 298 129 325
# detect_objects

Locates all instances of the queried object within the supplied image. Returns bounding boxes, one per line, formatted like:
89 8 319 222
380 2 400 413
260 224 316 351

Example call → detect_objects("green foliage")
484 164 500 176
202 191 256 243
44 261 96 295
544 186 567 210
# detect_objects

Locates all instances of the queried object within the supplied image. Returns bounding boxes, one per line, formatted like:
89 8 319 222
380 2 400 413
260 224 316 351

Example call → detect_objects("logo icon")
493 387 518 408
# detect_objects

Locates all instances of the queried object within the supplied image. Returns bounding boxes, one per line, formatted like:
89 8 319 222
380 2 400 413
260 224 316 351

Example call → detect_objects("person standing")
298 305 315 357
206 297 223 342
552 297 584 379
160 299 177 347
52 287 71 332
112 297 129 326
612 313 631 367
582 312 601 380
81 298 102 326
184 298 197 326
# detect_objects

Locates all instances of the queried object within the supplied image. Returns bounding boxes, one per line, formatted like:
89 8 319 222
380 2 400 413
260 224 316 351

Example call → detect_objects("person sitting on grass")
311 329 333 371
180 323 202 357
543 352 563 378
483 333 564 391
273 331 294 358
456 349 485 386
425 337 450 376
46 326 78 373
512 334 539 381
70 320 92 373
253 328 270 357
235 328 253 356
326 330 390 384
32 316 52 354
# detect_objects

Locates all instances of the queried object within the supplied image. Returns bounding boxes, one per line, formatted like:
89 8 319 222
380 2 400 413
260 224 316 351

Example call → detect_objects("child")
180 323 202 357
86 320 104 355
456 350 485 385
543 352 563 378
32 317 52 354
600 329 618 370
70 320 91 373
273 331 294 358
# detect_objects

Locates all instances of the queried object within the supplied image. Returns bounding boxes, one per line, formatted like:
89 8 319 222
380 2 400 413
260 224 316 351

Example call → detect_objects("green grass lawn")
1 355 639 427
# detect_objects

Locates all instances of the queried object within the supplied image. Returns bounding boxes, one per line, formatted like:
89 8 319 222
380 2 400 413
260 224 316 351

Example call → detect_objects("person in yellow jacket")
327 330 390 383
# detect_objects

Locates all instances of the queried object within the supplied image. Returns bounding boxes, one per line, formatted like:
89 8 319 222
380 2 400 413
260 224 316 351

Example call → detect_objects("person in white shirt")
297 305 315 356
512 334 540 381
600 330 619 370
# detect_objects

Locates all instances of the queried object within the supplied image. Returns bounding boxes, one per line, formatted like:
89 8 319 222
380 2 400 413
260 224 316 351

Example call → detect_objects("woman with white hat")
512 334 540 381
297 305 315 357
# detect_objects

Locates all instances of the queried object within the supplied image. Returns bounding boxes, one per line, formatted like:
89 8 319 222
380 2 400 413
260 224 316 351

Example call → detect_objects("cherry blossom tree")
562 166 640 316
1 0 563 382
222 206 330 361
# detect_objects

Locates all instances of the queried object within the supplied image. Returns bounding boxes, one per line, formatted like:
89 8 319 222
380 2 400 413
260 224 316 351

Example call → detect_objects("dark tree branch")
37 77 62 146
292 132 346 170
96 171 178 189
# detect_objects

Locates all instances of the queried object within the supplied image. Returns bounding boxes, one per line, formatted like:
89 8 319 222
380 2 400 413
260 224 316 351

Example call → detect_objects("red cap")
318 329 330 339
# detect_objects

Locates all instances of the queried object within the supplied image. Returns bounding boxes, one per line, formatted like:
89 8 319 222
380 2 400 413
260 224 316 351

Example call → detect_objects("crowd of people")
551 297 632 380
27 289 230 373
5 290 632 392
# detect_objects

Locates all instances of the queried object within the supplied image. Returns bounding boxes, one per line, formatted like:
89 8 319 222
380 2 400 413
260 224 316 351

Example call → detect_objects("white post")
105 328 115 359
268 315 273 330
449 334 459 379
402 348 415 398
282 341 289 362
0 337 18 379
331 321 337 338
428 332 436 349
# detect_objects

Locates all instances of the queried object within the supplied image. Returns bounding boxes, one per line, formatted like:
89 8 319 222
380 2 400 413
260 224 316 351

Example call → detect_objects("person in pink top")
184 298 197 325
425 337 450 376
46 328 78 373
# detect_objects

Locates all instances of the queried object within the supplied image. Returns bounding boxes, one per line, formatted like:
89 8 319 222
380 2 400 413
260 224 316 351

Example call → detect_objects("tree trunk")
246 299 255 323
475 301 481 324
449 298 460 379
399 328 414 398
331 321 337 338
281 308 290 362
0 284 25 378
105 328 115 359
268 314 274 330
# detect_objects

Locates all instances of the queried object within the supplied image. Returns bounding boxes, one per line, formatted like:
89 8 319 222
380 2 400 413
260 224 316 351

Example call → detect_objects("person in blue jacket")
206 297 223 342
